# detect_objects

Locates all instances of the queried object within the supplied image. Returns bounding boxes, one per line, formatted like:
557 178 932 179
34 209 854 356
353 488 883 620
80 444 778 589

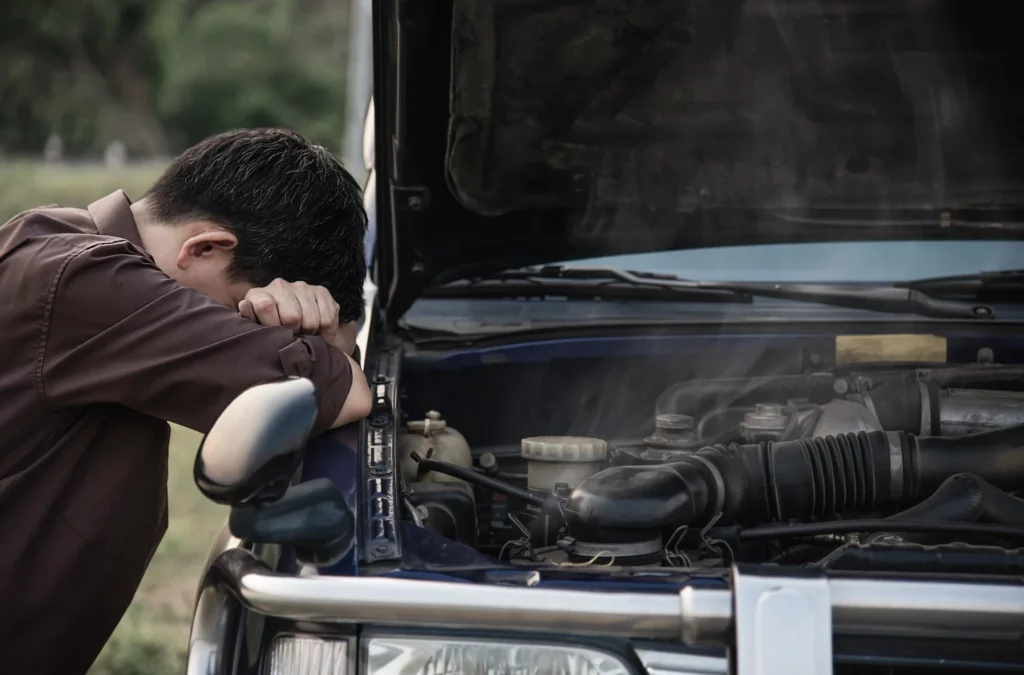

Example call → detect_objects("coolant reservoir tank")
521 436 608 492
398 411 472 484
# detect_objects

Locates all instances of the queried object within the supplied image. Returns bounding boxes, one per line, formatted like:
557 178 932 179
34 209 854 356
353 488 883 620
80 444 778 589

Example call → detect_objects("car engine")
397 361 1024 573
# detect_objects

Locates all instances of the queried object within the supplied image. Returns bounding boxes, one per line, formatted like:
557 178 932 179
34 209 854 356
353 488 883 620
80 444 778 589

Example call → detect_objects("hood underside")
375 0 1023 321
447 0 1023 216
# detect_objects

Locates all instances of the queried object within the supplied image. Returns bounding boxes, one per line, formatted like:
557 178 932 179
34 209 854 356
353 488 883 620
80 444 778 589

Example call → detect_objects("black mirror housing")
229 478 355 565
195 377 318 506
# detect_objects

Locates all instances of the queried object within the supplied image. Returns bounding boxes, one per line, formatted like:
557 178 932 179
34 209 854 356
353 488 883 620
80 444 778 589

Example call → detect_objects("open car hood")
371 0 1023 323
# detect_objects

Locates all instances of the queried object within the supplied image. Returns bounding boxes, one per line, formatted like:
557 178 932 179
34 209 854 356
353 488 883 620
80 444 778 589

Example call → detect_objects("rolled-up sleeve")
39 240 353 434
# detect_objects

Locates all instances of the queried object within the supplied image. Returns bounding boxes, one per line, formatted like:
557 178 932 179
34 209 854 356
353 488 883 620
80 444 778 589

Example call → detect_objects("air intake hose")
564 423 1024 544
886 473 1024 525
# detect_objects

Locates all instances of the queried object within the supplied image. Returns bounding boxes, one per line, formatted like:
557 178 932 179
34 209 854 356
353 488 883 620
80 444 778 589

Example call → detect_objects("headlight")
268 635 349 675
364 636 631 675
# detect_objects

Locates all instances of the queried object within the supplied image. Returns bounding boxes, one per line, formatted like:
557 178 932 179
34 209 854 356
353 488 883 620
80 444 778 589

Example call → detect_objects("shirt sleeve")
39 239 354 434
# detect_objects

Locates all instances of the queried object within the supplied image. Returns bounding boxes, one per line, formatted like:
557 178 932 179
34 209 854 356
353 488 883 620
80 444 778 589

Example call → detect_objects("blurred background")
0 1 371 672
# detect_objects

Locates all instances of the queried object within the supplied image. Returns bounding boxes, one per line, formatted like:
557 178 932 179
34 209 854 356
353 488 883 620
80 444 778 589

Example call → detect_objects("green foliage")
0 0 163 154
89 609 180 675
155 0 347 149
0 0 350 156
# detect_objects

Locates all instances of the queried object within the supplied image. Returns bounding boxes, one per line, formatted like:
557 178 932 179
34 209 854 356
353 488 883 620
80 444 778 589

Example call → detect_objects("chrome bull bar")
198 549 1024 645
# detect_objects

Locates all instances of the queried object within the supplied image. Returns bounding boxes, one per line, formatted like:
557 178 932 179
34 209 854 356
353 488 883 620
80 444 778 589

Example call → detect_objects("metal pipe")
214 549 683 637
938 389 1024 436
683 577 1024 645
402 496 423 527
830 578 1024 640
413 453 545 506
207 550 1024 644
679 587 732 645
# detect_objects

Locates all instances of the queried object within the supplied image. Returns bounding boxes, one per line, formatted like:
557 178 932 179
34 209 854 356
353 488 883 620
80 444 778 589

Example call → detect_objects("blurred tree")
0 0 351 157
0 0 165 155
153 0 348 151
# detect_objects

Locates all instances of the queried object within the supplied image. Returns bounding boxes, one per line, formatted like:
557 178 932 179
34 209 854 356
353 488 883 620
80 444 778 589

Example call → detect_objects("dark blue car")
186 1 1024 673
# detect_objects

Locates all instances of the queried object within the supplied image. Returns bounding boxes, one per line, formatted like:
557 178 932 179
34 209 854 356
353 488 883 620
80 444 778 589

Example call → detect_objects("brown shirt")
0 191 354 673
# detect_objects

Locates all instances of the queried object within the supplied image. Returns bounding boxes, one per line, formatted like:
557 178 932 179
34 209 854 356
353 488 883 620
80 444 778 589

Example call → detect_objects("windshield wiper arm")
428 266 753 303
897 269 1024 302
703 281 993 320
441 266 994 319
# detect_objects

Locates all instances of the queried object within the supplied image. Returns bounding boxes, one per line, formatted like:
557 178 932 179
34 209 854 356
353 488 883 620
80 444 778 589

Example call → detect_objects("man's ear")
176 229 238 269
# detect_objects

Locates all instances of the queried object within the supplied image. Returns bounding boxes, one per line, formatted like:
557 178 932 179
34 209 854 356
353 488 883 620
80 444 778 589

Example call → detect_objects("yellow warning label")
835 334 947 365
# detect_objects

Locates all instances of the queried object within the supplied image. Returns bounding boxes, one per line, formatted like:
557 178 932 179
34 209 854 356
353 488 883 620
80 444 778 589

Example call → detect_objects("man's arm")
39 240 371 434
236 278 372 429
332 352 372 428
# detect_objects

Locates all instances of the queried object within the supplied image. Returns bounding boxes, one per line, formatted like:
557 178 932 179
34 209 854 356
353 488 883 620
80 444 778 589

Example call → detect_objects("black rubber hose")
565 431 898 543
410 453 545 507
768 543 827 565
817 542 1024 575
912 424 1024 495
887 473 1024 525
863 379 940 436
565 423 1024 544
735 520 1024 543
843 365 1024 391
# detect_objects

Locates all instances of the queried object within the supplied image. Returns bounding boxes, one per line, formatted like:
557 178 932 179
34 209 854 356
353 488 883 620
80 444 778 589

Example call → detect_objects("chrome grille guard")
203 548 1024 641
193 548 1024 675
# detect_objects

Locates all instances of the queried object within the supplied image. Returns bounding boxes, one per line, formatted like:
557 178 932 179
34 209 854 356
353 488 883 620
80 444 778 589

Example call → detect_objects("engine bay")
394 347 1024 574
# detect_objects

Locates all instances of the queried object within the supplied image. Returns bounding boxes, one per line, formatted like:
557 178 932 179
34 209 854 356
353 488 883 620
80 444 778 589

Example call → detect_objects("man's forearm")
331 352 373 429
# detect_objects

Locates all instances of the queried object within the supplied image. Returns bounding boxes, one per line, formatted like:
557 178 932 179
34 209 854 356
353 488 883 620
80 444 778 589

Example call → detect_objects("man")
0 129 373 672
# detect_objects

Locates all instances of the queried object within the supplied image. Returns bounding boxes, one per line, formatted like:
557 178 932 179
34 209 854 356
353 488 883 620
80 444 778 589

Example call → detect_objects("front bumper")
189 547 1024 675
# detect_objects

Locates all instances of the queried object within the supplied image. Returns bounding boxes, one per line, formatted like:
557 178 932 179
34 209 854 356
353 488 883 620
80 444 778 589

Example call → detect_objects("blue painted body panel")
403 331 1024 368
286 426 361 576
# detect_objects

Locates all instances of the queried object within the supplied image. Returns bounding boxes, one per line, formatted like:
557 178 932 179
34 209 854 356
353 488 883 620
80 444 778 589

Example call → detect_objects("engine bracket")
732 566 833 675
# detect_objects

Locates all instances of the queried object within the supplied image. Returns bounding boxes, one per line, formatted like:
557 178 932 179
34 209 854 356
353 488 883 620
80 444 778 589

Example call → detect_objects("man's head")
133 129 367 321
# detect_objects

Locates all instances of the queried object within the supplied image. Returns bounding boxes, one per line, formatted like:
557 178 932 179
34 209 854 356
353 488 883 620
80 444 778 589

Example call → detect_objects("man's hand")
239 279 357 355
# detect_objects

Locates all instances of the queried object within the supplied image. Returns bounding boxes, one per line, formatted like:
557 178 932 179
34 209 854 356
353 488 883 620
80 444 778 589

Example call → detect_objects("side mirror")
229 478 355 565
195 377 318 506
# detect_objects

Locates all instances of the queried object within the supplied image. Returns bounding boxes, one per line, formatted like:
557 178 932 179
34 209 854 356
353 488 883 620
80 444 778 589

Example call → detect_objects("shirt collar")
88 190 144 249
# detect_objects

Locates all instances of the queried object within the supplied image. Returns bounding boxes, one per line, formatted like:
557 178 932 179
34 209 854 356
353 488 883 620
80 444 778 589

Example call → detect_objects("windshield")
561 241 1024 284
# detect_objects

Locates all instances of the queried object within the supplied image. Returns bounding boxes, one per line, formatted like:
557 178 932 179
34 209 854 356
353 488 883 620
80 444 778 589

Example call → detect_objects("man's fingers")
313 288 356 354
266 280 303 331
246 290 282 326
242 280 342 337
292 282 322 334
313 287 341 332
238 298 256 321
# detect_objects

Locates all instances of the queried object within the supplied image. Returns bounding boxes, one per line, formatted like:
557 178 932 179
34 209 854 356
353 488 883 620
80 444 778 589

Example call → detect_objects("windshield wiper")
427 267 753 304
707 280 993 319
897 269 1024 303
431 266 994 320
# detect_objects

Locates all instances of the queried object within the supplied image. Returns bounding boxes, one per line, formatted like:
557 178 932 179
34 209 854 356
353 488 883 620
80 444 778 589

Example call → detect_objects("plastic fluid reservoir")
521 436 608 492
398 411 472 484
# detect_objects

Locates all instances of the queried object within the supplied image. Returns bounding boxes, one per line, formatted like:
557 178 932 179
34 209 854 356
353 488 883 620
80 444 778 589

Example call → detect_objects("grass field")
0 159 169 216
1 161 228 675
91 427 226 675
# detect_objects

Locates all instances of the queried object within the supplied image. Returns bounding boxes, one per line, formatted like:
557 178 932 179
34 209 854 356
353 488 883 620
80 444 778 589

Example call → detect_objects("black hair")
145 128 367 322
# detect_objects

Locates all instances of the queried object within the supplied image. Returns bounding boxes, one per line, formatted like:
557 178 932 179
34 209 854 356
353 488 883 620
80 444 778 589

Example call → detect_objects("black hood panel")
447 0 1022 215
374 0 1024 322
